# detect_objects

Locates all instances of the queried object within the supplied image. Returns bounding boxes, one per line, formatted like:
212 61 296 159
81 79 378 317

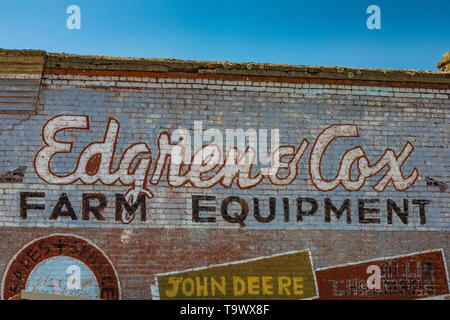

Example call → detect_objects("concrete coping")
1 48 449 84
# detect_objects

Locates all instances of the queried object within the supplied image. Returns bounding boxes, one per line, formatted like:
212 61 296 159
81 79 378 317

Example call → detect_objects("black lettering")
358 198 380 224
387 199 408 224
192 195 216 223
82 193 107 220
115 194 146 222
69 241 80 255
26 248 41 263
283 198 290 222
253 197 276 223
297 197 318 222
412 199 431 225
101 287 117 300
13 269 25 281
383 279 398 295
325 198 351 223
38 239 50 256
20 192 45 219
220 196 248 227
50 193 77 220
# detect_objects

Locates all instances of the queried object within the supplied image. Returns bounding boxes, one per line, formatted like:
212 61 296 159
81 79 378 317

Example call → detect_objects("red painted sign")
316 250 449 299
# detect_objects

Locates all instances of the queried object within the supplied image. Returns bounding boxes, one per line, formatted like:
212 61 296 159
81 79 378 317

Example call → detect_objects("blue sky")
1 0 449 71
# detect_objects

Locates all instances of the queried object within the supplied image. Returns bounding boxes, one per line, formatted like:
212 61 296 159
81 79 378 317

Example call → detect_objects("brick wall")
0 50 448 300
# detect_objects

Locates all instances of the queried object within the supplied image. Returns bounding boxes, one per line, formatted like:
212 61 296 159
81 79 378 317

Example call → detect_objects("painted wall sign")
19 114 431 228
18 192 431 227
0 51 448 300
1 234 120 300
152 251 318 300
315 249 449 299
34 115 418 198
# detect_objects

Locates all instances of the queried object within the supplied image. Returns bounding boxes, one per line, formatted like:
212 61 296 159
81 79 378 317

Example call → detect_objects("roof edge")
1 48 449 84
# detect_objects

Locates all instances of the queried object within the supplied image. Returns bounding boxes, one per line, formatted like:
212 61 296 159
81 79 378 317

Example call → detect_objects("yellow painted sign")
154 251 318 300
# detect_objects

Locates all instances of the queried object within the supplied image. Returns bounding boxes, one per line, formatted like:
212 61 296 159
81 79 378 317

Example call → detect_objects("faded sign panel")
1 234 121 300
154 251 318 300
315 249 449 300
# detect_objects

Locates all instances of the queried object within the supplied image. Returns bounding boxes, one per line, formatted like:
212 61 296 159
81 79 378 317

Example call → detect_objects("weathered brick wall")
0 50 448 300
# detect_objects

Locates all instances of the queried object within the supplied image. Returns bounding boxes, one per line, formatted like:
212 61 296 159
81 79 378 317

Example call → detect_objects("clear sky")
1 0 449 71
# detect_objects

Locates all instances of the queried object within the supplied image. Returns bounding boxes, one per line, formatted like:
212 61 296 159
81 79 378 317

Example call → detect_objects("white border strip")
0 73 42 80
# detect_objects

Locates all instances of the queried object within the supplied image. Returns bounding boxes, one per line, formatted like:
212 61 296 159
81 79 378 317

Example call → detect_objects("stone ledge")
1 48 449 85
